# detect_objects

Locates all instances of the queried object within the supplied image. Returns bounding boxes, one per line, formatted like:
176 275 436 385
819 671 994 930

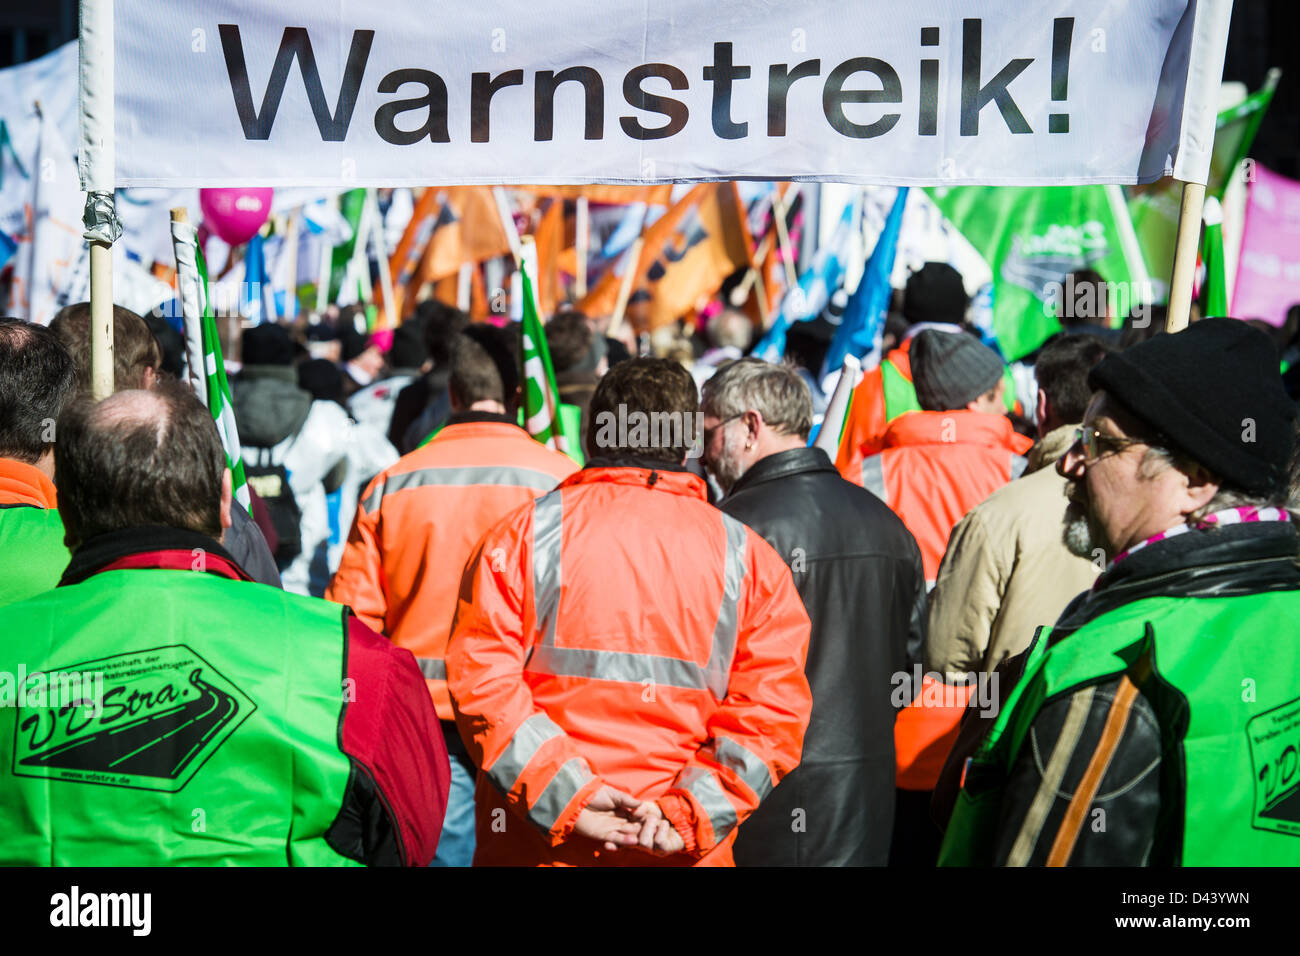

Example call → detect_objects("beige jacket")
924 424 1099 677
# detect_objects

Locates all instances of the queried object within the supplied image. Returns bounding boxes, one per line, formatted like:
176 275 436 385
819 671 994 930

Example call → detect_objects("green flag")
519 261 568 455
1127 70 1281 297
927 184 1147 361
195 245 252 514
328 187 368 304
1200 197 1228 318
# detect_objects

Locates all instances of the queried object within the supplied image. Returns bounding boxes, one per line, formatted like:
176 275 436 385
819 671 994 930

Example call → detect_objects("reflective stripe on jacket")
447 464 812 866
859 410 1032 792
327 420 577 720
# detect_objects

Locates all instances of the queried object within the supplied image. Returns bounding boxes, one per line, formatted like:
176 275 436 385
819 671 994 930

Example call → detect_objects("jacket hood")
882 409 1033 455
1026 423 1080 474
232 365 313 447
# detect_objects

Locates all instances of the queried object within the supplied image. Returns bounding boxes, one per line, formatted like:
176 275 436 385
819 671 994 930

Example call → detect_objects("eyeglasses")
702 413 742 445
1072 426 1150 463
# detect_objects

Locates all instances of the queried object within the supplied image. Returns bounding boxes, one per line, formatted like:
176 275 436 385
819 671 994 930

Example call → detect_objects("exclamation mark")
1049 17 1074 133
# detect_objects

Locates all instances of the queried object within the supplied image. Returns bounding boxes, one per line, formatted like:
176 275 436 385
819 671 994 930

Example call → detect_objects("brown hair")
587 357 699 463
448 334 505 408
49 302 163 394
55 380 225 546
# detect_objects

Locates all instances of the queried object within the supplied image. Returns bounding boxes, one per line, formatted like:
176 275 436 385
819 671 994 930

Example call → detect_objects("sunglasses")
1072 426 1151 462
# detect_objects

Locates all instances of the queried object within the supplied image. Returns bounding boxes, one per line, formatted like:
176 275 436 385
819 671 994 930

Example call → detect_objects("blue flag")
241 234 276 324
821 188 908 378
752 198 859 363
0 229 16 272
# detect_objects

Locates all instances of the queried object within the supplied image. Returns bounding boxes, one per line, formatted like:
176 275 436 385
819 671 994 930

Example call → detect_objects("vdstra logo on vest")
1247 695 1300 837
13 645 256 792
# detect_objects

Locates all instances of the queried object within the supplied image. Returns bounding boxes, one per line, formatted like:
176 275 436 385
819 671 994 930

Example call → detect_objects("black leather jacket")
720 447 926 866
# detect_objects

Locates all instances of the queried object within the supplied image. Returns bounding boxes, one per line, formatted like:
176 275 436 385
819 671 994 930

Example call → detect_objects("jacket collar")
882 409 1032 454
567 457 707 500
1056 520 1300 633
1026 423 1080 474
0 457 57 509
726 446 834 496
60 525 251 587
443 410 519 429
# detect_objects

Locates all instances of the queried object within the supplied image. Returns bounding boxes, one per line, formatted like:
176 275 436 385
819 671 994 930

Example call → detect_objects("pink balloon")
199 187 274 245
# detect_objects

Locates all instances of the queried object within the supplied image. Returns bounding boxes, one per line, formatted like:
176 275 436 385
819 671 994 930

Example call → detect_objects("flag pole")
493 186 523 266
607 238 643 340
170 207 207 405
813 354 862 456
575 196 589 297
771 188 799 291
280 212 300 320
1166 180 1206 332
367 189 397 329
79 0 117 400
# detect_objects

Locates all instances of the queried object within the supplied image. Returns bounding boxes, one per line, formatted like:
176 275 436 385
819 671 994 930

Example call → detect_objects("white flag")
10 110 86 325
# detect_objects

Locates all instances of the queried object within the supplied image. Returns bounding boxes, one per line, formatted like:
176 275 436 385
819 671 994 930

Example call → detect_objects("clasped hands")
572 785 686 856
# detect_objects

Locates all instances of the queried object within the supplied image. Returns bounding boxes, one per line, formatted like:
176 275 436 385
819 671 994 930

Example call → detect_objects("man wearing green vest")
0 382 450 866
0 319 77 608
941 319 1300 866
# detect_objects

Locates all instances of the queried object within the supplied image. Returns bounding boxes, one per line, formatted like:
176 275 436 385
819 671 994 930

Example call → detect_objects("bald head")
92 389 172 443
55 380 227 547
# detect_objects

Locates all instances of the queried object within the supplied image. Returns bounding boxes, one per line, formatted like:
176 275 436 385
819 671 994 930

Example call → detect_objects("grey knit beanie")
910 330 1004 411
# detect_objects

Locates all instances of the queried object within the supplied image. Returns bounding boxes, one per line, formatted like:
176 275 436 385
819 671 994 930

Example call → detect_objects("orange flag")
533 198 566 317
577 183 753 331
523 184 673 206
397 186 513 317
383 188 441 322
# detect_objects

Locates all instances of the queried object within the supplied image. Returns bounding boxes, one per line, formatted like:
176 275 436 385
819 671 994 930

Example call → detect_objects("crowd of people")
1 260 1298 867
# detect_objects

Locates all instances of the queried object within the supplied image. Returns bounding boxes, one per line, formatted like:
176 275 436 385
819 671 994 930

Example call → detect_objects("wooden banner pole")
1166 180 1206 333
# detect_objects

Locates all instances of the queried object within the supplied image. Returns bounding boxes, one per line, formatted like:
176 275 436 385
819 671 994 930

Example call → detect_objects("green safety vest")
940 591 1300 866
879 358 1018 425
557 402 585 467
0 567 361 866
880 357 922 422
0 506 71 609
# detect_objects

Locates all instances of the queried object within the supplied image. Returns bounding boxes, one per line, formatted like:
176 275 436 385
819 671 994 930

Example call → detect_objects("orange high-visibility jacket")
835 341 915 484
326 419 578 720
447 464 813 866
861 410 1032 792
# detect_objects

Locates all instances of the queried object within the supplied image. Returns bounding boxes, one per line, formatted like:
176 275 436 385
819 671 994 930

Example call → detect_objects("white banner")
104 0 1231 188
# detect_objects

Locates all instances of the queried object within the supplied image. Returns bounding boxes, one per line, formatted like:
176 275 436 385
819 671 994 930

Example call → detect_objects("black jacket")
720 447 926 866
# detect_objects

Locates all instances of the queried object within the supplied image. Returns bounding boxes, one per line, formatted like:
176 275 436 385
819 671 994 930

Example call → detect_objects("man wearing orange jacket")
327 334 577 866
858 329 1032 865
447 358 813 866
835 263 1020 484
